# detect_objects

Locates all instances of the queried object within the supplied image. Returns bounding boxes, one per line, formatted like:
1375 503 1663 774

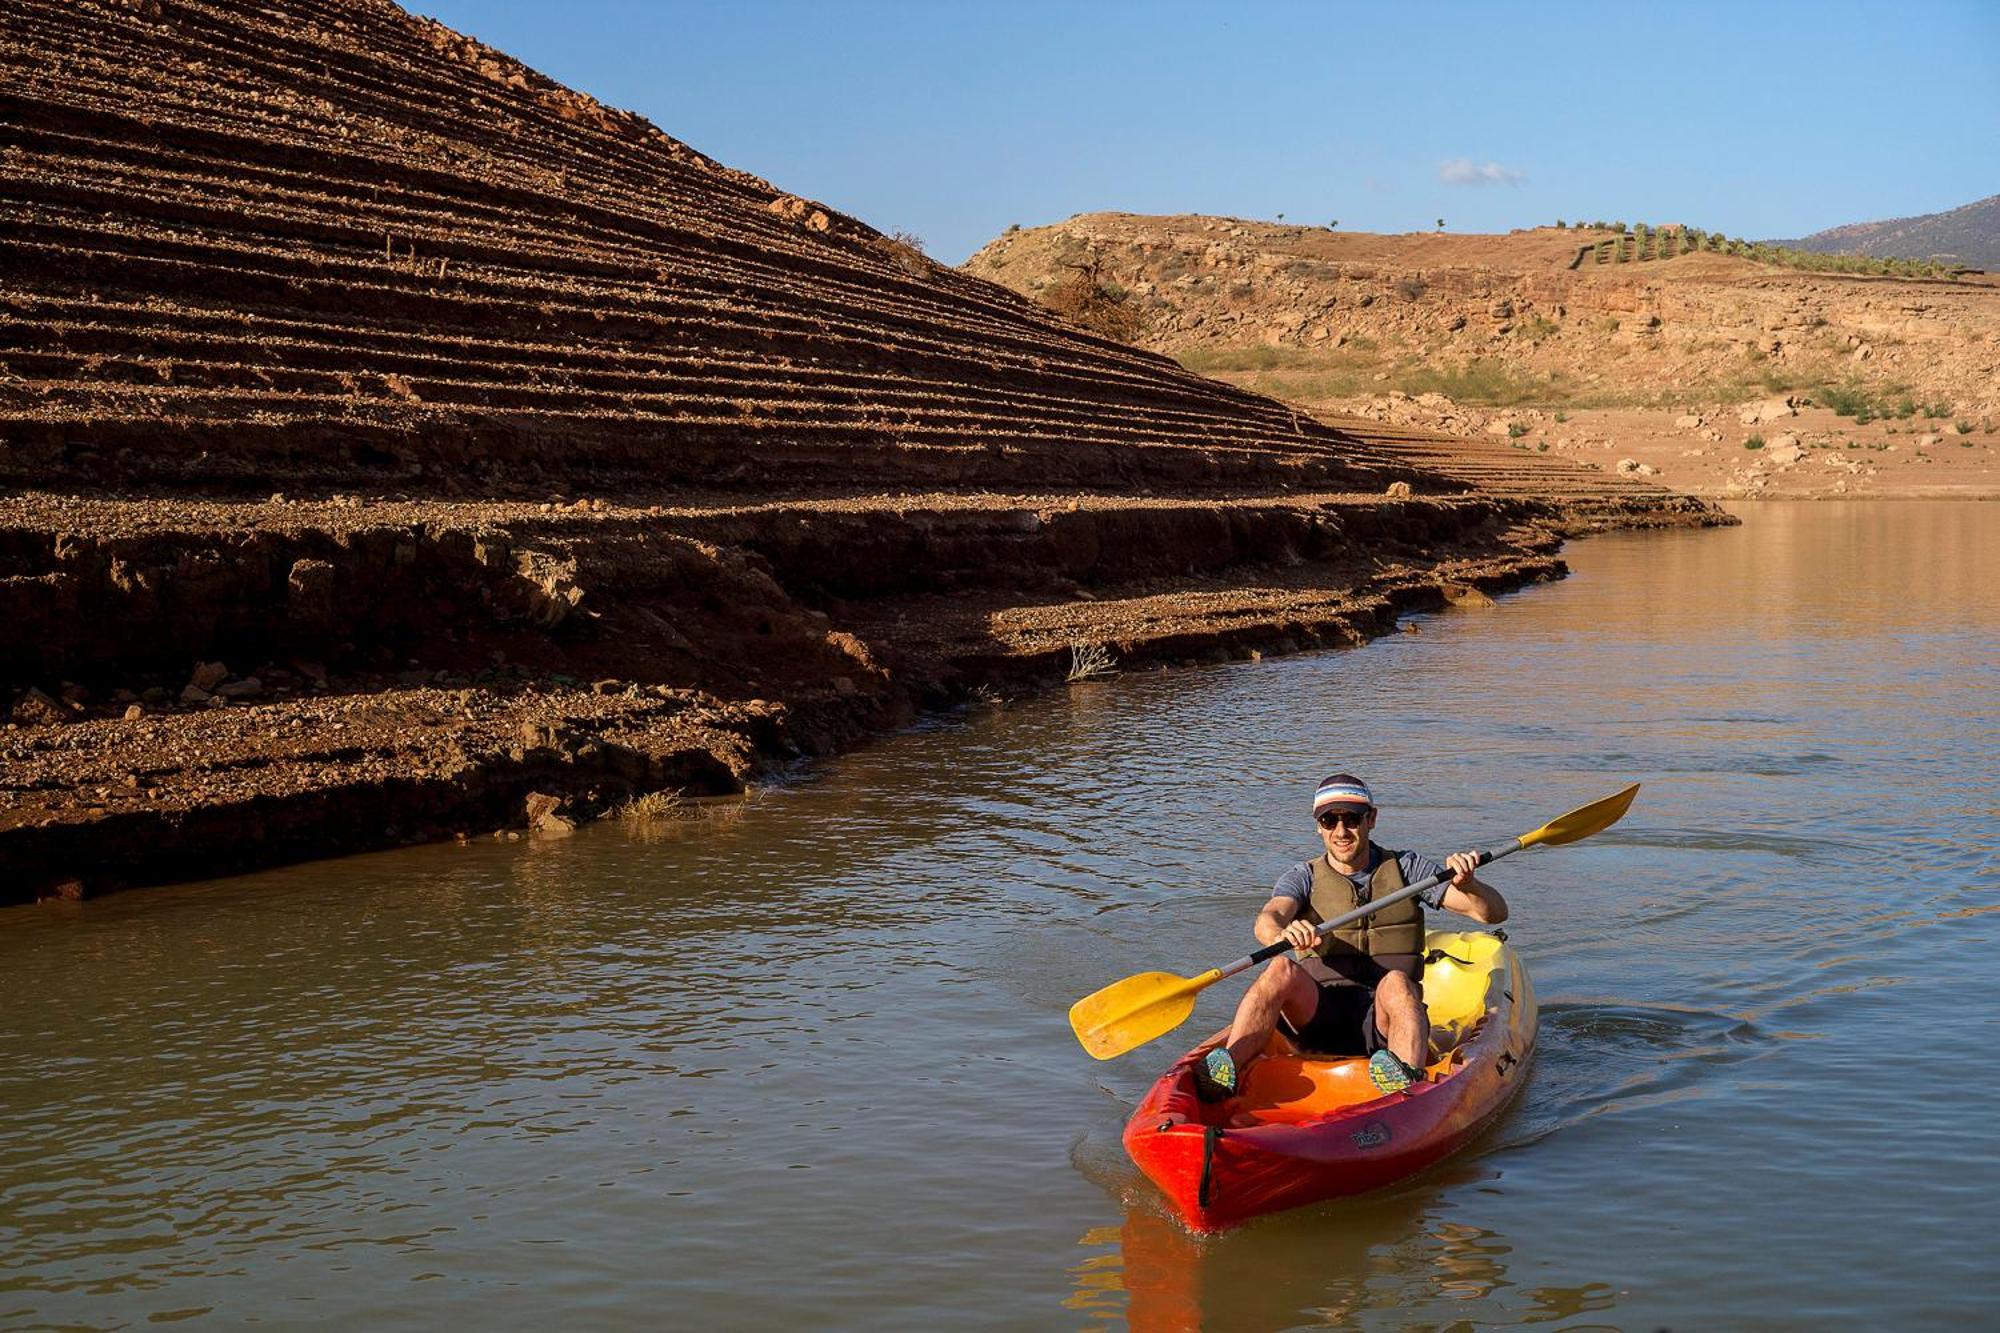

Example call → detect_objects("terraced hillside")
0 0 1720 901
0 0 1445 498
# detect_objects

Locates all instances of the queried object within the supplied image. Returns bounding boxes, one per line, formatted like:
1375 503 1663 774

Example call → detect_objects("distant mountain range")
1770 194 2000 270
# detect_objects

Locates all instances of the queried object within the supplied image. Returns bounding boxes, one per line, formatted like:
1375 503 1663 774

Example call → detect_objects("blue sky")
412 1 2000 263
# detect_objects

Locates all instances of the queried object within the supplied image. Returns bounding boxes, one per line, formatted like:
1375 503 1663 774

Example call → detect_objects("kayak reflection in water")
1193 773 1509 1102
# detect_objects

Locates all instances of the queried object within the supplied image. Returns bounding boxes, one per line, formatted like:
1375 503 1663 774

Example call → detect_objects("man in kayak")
1194 774 1508 1101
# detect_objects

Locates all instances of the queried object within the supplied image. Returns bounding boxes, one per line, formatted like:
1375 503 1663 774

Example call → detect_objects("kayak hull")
1122 929 1536 1232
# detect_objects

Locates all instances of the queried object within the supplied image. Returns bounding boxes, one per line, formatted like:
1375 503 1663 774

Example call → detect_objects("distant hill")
964 212 2000 421
1772 194 2000 270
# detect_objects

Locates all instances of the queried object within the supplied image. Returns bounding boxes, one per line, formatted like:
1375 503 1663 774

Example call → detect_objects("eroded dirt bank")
0 2 1725 901
0 487 1719 902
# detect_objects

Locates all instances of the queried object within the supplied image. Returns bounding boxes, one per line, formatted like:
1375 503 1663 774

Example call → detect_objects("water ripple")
3 502 1998 1327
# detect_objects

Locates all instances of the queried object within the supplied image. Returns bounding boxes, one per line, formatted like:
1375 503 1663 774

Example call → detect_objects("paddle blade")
1520 782 1640 848
1069 968 1221 1060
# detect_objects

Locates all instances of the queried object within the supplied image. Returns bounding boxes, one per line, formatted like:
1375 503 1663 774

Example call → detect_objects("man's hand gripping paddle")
1067 784 1640 1060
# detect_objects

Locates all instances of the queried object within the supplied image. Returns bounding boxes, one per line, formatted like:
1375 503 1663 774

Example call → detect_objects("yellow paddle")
1068 783 1640 1060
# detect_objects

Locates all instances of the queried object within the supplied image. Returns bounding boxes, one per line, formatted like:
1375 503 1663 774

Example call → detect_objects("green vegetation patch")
1400 358 1567 406
1813 379 1919 423
1515 313 1559 343
1177 344 1393 401
1177 346 1569 409
1178 345 1319 374
1570 217 1963 277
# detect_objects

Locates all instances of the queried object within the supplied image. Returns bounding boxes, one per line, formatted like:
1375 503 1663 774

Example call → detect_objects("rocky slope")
1775 193 2000 271
966 215 2000 498
0 2 1719 902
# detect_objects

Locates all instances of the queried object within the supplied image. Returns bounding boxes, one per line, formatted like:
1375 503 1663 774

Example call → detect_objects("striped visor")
1312 779 1374 813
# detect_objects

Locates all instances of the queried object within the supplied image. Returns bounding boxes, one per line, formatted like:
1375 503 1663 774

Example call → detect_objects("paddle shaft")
1206 838 1525 984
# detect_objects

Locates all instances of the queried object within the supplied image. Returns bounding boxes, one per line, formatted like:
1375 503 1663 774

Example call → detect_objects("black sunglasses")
1316 808 1371 830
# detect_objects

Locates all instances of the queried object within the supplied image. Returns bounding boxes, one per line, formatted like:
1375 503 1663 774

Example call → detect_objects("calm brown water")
3 501 1996 1330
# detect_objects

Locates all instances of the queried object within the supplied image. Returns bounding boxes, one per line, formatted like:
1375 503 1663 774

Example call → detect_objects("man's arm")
1436 851 1509 924
1255 894 1318 951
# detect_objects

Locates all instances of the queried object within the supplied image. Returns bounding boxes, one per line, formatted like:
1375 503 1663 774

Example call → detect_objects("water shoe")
1368 1048 1420 1094
1192 1046 1238 1103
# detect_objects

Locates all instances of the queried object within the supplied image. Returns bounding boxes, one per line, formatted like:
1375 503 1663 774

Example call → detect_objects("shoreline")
0 489 1724 905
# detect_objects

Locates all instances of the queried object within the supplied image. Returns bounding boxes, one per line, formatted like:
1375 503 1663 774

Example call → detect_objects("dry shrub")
614 788 686 820
1039 258 1145 343
1067 641 1118 681
876 230 932 278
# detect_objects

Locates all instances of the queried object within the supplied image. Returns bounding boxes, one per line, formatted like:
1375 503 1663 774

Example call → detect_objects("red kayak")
1122 929 1536 1231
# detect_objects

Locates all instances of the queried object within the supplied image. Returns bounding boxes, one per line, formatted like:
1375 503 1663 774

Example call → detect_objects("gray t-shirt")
1272 846 1450 911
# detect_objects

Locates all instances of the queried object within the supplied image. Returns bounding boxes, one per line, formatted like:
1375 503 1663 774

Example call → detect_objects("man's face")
1316 806 1375 865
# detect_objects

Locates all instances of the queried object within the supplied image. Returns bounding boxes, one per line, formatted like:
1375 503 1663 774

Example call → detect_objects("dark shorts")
1281 982 1388 1057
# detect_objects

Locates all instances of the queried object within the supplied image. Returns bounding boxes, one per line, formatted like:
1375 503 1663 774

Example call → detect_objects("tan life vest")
1297 844 1425 986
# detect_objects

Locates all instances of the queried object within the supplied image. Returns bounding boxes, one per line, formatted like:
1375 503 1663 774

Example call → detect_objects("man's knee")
1375 970 1422 1012
1255 955 1304 990
1251 956 1317 1015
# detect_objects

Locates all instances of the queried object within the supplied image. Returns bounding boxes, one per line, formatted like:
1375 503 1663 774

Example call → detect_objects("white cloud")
1439 158 1526 187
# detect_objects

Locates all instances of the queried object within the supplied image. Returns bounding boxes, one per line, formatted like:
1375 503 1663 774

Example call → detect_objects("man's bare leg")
1372 971 1430 1075
1222 956 1321 1071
